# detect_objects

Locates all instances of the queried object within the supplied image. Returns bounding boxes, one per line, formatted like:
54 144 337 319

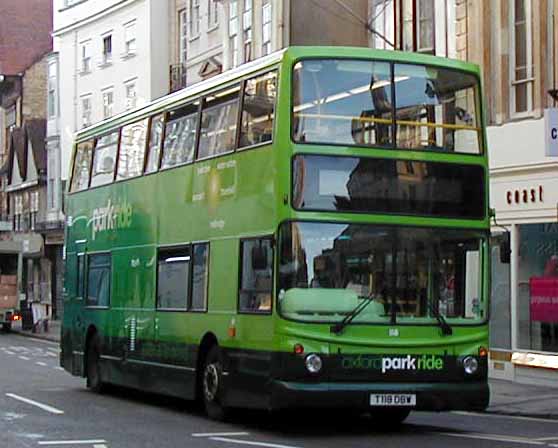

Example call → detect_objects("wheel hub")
204 363 219 401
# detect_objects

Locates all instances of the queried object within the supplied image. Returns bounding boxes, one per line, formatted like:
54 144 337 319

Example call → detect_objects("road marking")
193 432 250 437
6 393 64 415
433 431 545 445
93 445 108 448
452 411 558 424
36 362 47 367
209 437 302 448
19 356 30 360
38 440 106 446
535 437 558 441
5 351 15 355
54 367 65 371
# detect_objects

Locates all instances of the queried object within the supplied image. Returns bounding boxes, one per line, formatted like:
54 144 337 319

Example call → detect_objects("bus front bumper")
270 380 489 411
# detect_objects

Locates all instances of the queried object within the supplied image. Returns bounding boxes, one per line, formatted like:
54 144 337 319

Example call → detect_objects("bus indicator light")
479 347 488 357
294 344 304 355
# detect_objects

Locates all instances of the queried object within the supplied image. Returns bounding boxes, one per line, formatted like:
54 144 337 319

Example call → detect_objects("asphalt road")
2 333 558 448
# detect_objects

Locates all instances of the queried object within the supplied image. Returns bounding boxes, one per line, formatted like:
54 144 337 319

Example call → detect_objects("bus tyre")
86 334 104 393
202 346 227 421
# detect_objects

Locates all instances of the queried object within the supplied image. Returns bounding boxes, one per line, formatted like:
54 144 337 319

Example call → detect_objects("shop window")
239 238 273 313
86 254 111 307
518 224 558 352
490 234 512 349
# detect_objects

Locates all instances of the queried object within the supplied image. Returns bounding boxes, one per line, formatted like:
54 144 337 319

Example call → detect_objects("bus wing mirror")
500 235 511 264
252 246 268 270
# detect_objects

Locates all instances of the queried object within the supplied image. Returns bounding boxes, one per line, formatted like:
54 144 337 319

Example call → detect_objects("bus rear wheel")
86 334 105 393
202 346 227 421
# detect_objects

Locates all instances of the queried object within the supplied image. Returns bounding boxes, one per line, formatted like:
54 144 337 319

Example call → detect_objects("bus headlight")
305 353 323 373
462 356 479 375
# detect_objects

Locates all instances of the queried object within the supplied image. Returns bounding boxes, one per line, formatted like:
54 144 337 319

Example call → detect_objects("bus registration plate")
370 394 416 406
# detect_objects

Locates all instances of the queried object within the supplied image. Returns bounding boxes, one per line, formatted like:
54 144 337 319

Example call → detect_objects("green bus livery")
61 46 490 423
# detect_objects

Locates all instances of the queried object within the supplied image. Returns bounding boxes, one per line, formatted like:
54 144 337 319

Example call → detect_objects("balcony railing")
169 63 187 93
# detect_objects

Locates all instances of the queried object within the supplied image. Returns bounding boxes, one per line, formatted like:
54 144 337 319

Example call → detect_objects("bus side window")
90 132 119 188
161 102 199 169
239 71 277 149
70 140 94 192
239 238 273 313
198 85 240 160
117 119 148 180
76 254 85 299
86 253 111 308
190 243 209 311
145 114 165 173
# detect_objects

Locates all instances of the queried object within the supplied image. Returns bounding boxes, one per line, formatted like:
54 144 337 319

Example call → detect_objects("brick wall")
22 55 48 121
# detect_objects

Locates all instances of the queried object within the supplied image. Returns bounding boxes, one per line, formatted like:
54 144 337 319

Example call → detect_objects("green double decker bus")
61 46 490 423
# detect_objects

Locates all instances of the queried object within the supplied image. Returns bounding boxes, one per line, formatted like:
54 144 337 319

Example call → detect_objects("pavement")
8 320 558 420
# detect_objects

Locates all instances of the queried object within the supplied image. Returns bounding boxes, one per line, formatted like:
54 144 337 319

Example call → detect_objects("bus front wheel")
202 346 227 421
86 334 105 393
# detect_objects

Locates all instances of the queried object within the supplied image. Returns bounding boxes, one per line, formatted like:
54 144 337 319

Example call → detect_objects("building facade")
168 0 369 91
0 0 60 323
53 0 170 182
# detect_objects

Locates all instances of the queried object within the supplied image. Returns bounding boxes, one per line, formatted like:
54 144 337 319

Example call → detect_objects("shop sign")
529 277 558 322
506 185 543 205
545 108 558 156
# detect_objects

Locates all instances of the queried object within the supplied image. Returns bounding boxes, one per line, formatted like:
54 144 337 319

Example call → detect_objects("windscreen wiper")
427 301 453 336
331 295 376 335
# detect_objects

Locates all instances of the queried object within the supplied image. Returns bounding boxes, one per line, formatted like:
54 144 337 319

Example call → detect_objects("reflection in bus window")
198 85 240 159
145 114 164 174
239 238 273 313
191 243 209 311
239 71 277 148
157 247 190 310
86 254 111 307
293 60 393 147
70 141 94 192
90 132 119 187
394 64 480 153
117 119 148 180
162 102 199 168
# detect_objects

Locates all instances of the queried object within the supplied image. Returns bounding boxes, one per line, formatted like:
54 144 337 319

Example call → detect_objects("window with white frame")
125 81 137 110
179 9 188 64
400 0 434 53
47 60 58 119
511 0 533 114
262 0 272 56
208 0 219 28
30 191 39 231
47 144 60 211
124 21 137 55
80 41 91 73
102 34 112 65
81 95 92 128
243 0 253 63
229 0 239 67
369 0 395 50
189 0 200 37
102 89 114 119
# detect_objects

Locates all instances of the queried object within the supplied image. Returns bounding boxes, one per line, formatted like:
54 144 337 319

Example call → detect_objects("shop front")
490 168 558 385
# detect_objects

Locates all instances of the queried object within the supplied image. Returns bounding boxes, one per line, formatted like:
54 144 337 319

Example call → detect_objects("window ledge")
78 68 92 76
120 51 137 61
188 34 201 43
98 59 113 69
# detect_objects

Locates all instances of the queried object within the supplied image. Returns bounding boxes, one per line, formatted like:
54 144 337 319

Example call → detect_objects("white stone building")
52 0 170 182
